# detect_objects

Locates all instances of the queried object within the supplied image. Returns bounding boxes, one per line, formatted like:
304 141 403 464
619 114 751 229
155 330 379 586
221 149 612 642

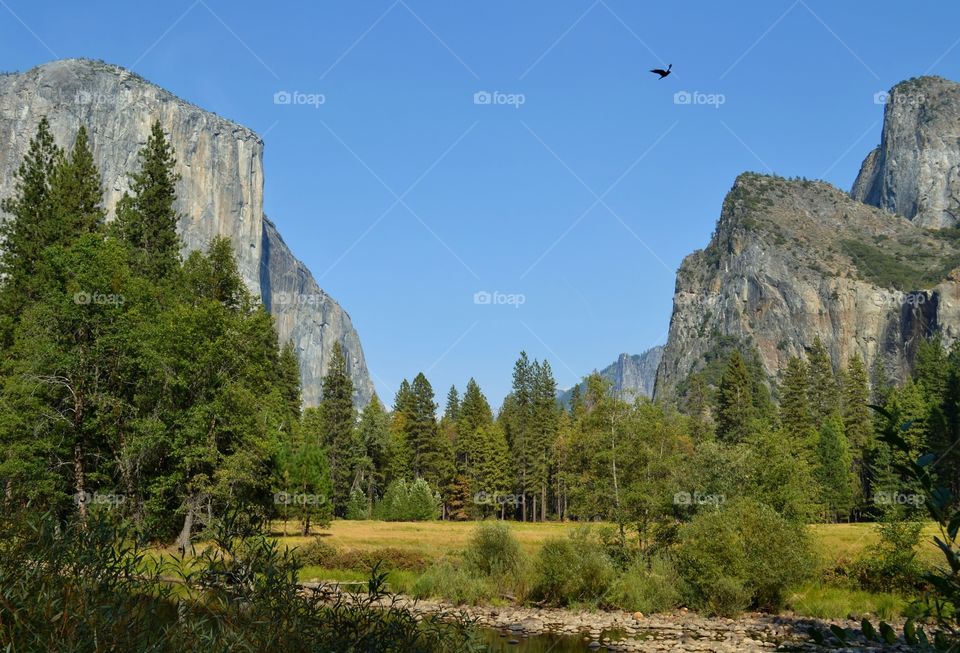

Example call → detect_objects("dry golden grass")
271 519 943 569
272 519 576 556
808 522 942 566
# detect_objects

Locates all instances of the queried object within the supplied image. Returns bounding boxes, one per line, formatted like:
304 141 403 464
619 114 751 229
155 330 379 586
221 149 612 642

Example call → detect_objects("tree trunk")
532 495 537 523
74 441 87 520
176 505 194 551
301 514 311 536
541 484 547 522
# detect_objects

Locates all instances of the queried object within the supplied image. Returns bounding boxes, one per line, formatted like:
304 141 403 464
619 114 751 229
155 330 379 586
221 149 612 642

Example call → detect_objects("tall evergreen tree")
315 343 360 516
0 117 62 340
49 126 105 238
841 355 873 512
115 121 181 280
403 374 453 511
807 337 839 428
815 413 855 522
357 394 392 509
715 351 754 443
778 356 816 458
443 385 460 422
508 352 535 520
530 360 558 521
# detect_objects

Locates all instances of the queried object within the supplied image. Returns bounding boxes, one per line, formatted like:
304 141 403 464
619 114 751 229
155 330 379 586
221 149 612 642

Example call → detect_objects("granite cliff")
852 77 960 229
560 346 663 406
0 59 373 407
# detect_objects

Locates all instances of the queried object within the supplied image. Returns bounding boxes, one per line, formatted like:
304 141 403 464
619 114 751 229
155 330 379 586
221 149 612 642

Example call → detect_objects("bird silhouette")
650 63 672 79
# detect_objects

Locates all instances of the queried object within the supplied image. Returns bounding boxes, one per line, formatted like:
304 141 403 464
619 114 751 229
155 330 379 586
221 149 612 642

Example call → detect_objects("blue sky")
4 0 960 406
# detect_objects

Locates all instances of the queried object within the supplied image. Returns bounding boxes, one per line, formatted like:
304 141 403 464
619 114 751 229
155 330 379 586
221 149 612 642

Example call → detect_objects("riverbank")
302 583 913 652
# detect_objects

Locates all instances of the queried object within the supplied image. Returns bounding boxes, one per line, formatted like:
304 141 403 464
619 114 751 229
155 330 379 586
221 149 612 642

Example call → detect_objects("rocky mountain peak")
852 75 960 228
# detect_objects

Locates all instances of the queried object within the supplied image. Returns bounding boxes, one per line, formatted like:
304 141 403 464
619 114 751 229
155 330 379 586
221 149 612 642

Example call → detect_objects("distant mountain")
559 346 664 406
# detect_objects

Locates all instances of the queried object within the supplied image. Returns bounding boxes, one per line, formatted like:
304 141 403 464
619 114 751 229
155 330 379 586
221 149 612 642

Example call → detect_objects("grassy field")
272 519 943 567
272 519 575 557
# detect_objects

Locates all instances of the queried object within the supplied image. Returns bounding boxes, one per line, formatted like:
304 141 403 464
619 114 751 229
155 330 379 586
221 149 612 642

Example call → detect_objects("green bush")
295 539 430 572
464 522 524 578
676 498 814 616
294 537 341 567
605 555 682 613
412 560 494 605
374 478 441 521
854 518 927 593
530 528 615 606
345 488 371 520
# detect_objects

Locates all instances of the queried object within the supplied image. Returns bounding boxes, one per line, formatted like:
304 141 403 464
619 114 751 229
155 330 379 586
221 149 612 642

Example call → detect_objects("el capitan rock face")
0 59 373 407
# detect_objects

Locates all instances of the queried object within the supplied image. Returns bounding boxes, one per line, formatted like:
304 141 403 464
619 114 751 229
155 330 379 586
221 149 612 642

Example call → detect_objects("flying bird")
650 63 672 79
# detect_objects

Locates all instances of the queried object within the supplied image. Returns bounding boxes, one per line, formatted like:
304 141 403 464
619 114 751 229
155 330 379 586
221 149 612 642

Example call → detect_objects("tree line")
1 120 946 551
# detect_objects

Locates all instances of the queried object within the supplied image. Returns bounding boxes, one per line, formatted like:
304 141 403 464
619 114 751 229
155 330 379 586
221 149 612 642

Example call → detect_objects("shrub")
345 488 371 520
854 518 927 593
464 522 524 578
375 478 441 521
530 528 615 606
676 498 814 616
295 540 430 572
294 537 340 567
412 560 494 605
605 555 682 614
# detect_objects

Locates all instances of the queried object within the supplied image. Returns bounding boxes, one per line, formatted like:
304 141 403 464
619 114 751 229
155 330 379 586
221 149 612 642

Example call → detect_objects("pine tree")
315 343 360 516
115 121 181 280
815 413 855 522
915 336 947 406
49 126 105 239
443 385 460 422
530 360 558 521
841 354 873 513
508 352 535 520
357 394 392 508
715 351 754 443
807 337 839 428
778 356 816 458
0 117 62 336
278 341 302 420
404 373 454 510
